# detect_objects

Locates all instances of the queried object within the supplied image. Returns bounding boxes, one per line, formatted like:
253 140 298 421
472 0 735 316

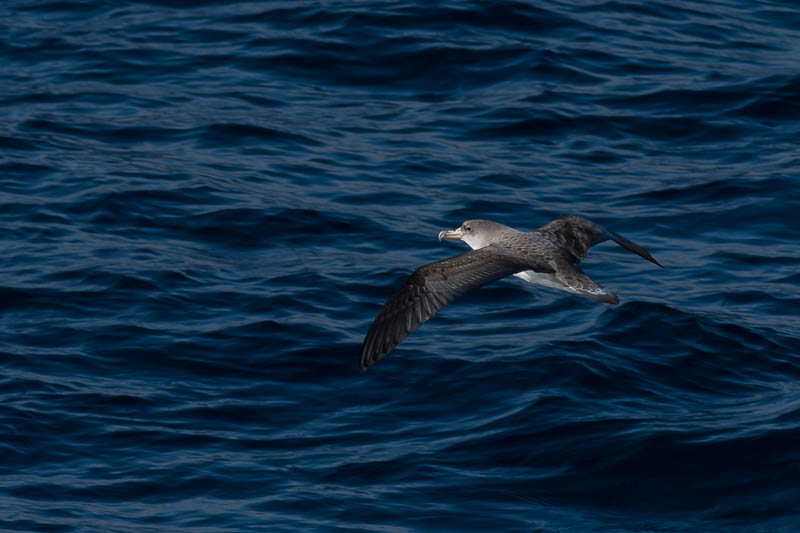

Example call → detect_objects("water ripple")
1 0 799 531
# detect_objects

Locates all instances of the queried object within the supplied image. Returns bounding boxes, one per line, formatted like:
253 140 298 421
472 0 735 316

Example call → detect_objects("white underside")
514 270 573 292
515 270 608 297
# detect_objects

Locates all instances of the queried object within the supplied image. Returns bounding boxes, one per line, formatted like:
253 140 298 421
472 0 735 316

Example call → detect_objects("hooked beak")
438 228 463 241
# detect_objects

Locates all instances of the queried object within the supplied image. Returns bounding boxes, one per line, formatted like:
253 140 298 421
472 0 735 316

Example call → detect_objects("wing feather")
360 245 525 371
538 214 662 267
552 257 619 304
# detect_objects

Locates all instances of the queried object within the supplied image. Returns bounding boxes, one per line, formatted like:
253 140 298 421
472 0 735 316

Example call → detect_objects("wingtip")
359 352 372 373
359 346 380 373
600 292 619 305
644 252 664 268
639 247 663 268
608 231 663 269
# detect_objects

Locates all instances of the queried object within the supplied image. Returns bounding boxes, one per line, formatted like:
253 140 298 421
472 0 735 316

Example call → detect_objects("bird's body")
360 215 662 371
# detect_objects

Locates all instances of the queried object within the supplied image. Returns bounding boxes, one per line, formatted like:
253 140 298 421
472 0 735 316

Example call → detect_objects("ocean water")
1 0 800 531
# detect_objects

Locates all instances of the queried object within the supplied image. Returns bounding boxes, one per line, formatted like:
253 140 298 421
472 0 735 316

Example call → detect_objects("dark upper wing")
538 214 662 267
360 245 527 371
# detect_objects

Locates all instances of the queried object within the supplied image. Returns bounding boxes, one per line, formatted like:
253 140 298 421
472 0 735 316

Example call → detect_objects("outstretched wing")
551 257 619 304
360 245 526 371
538 214 662 267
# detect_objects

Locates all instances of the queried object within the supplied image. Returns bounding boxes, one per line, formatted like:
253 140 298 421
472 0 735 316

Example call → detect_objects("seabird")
360 214 662 371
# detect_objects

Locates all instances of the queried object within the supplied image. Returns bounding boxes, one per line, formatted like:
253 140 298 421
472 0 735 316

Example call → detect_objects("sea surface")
1 1 800 531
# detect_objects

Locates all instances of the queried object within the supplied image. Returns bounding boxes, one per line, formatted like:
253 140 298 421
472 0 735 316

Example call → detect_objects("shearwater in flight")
360 215 662 371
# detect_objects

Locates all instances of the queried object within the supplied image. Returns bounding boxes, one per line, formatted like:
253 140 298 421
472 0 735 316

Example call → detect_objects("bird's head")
438 219 511 250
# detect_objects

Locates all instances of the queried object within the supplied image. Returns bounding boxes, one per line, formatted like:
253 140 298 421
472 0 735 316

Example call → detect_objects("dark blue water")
2 1 800 531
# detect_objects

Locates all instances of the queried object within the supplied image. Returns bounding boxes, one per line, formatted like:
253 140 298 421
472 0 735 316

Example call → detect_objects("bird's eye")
464 225 472 232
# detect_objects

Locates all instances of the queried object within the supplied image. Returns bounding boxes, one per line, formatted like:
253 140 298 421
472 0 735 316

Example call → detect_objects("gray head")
438 219 515 250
